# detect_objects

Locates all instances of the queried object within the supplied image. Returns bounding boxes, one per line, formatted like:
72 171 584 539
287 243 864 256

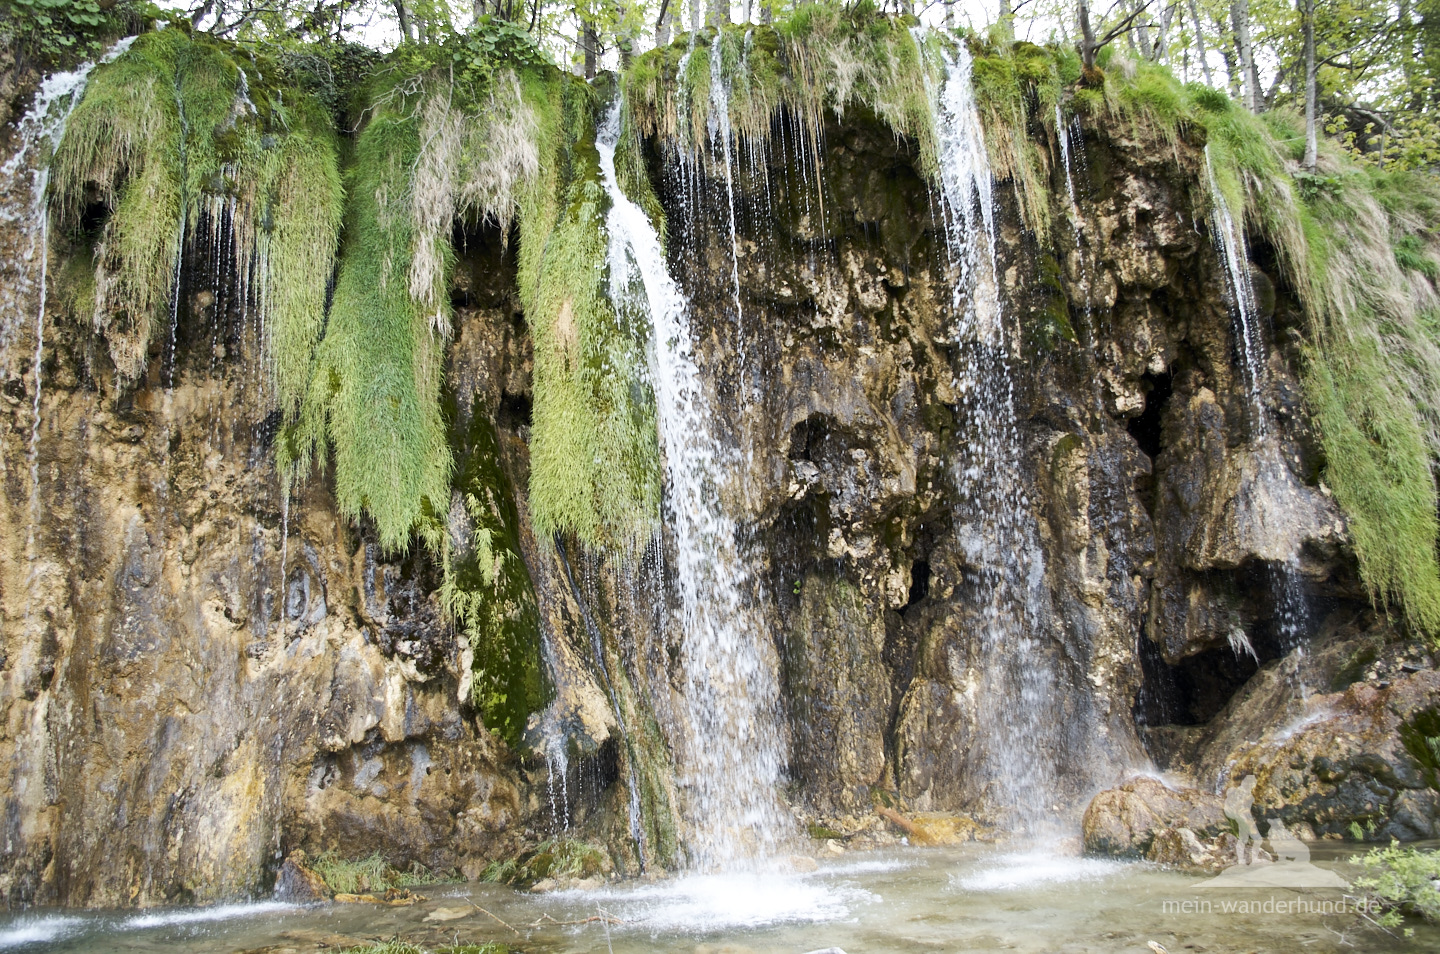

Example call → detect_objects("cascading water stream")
1204 149 1268 441
707 33 747 371
927 37 1061 831
1203 148 1311 702
597 99 789 868
0 36 136 602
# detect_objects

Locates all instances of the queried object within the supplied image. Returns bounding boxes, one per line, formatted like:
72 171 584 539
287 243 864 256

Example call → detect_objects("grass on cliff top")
50 28 342 398
623 2 934 176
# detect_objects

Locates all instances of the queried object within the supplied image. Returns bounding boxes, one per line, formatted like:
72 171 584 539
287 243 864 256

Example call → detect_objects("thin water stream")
597 99 789 868
2 842 1431 953
926 35 1064 829
1203 149 1313 704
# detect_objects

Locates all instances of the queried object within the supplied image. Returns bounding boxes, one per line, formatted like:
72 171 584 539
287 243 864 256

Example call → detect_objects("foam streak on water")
926 36 1060 829
596 101 788 868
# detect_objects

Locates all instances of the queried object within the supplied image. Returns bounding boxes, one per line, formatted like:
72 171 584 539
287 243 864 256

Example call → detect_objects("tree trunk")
1215 16 1241 99
708 0 728 28
1230 0 1257 111
1078 0 1099 68
656 0 673 45
1135 1 1155 59
1302 0 1318 171
1187 0 1214 85
943 0 954 28
584 21 598 78
1155 1 1175 61
392 0 412 40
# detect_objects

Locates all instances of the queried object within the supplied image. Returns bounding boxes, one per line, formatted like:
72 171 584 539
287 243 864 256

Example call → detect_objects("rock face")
0 56 1432 907
1081 777 1227 857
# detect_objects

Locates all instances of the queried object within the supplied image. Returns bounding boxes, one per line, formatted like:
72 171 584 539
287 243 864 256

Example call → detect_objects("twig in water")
464 898 522 937
529 911 628 927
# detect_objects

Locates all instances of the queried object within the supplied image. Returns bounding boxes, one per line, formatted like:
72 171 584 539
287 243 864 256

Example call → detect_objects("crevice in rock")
499 391 533 430
1136 638 1262 727
1128 369 1173 461
903 559 930 612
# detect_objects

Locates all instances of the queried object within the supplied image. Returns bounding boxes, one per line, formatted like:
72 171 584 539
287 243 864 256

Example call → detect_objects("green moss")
437 407 550 747
51 29 342 391
480 837 611 887
517 77 662 549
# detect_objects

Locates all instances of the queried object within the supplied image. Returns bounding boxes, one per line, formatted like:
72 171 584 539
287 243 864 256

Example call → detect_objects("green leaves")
2 0 123 62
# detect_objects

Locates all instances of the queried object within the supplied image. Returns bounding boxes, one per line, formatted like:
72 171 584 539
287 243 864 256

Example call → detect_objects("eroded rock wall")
0 77 1407 906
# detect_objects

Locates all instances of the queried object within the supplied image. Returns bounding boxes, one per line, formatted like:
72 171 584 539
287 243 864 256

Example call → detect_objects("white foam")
953 851 1126 892
0 916 84 948
579 872 876 933
119 900 295 931
814 857 913 877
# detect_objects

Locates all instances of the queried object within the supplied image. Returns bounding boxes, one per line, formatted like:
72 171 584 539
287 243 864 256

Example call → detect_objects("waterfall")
1203 149 1310 697
927 38 1060 830
1055 104 1078 215
1203 148 1269 440
597 100 789 868
0 37 136 593
707 33 747 364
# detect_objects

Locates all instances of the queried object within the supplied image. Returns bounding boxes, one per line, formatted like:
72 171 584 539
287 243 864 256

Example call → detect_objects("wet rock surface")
1082 777 1227 857
0 70 1434 907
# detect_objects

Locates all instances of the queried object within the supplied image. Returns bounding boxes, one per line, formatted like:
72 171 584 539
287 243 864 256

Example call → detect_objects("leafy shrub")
1 0 119 62
1352 843 1440 926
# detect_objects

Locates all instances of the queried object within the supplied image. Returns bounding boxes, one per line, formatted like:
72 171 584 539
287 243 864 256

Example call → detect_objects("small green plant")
479 838 611 887
1395 235 1440 280
310 851 459 895
1350 820 1366 840
335 944 510 954
1400 707 1440 790
1352 842 1440 926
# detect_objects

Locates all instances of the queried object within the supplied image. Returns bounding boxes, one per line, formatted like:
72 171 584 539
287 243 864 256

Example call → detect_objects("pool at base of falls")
3 840 1435 953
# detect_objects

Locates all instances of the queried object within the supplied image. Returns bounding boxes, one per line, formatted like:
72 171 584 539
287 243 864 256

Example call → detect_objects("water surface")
3 843 1432 953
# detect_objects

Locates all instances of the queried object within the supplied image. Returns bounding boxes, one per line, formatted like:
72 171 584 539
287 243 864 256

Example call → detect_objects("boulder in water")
1082 777 1226 857
1145 827 1232 871
273 850 332 903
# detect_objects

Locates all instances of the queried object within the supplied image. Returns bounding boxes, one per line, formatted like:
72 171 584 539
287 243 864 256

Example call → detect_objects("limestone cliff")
0 26 1433 908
